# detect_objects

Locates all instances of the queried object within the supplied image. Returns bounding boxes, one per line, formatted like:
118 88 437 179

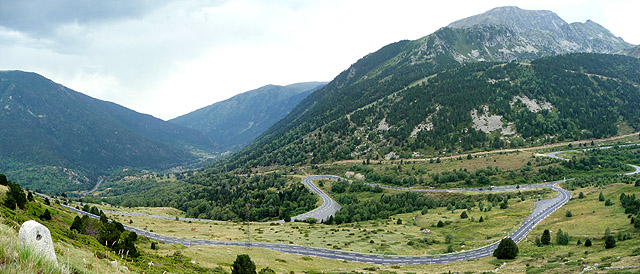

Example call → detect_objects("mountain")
171 82 325 151
447 6 631 59
219 6 638 170
622 45 640 58
0 71 218 193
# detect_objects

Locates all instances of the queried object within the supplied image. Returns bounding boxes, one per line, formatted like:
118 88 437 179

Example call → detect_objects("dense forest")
95 173 317 222
218 53 640 171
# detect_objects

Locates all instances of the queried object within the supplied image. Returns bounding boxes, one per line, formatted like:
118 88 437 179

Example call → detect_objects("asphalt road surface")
546 144 640 175
290 175 343 222
63 177 572 265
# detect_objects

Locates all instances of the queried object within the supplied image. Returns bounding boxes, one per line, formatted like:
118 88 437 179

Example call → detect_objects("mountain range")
219 6 639 170
171 82 325 151
0 71 217 193
2 6 640 192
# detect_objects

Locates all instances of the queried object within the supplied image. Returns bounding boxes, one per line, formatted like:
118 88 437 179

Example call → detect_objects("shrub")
40 209 52 221
460 211 468 219
604 235 616 249
585 239 592 247
565 210 573 217
437 220 445 227
493 238 518 259
500 201 508 209
556 229 570 245
578 192 585 199
258 267 276 274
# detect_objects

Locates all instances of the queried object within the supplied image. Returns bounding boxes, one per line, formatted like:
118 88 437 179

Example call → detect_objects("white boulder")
18 220 58 265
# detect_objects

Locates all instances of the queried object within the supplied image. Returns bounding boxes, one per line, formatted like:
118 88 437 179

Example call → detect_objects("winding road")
547 144 640 175
63 177 571 265
59 144 640 265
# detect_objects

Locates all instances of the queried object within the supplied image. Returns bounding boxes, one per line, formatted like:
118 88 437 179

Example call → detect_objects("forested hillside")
218 7 636 171
221 53 640 169
0 71 218 193
94 172 317 221
171 82 325 151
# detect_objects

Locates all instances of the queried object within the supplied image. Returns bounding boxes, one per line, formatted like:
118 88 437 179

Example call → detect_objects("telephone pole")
246 203 251 248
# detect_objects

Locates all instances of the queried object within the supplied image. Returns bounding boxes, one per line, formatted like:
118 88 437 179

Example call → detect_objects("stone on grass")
18 220 58 266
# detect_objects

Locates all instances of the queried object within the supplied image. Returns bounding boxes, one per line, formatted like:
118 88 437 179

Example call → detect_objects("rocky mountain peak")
448 6 566 32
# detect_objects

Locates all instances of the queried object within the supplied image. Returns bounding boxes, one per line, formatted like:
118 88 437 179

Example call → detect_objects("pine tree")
599 192 605 202
0 174 7 186
479 216 484 222
3 181 27 210
493 237 518 259
70 216 83 231
232 254 257 274
541 229 551 245
460 211 468 219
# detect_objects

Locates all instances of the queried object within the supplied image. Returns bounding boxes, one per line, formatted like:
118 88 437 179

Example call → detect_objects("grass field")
125 182 640 273
100 186 549 256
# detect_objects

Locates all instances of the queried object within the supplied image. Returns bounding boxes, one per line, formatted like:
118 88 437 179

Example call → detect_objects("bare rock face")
18 220 58 265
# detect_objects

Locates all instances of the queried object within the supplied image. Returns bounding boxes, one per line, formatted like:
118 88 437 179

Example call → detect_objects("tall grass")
0 221 69 274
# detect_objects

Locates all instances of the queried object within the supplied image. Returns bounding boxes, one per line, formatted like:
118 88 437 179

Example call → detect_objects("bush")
605 199 614 206
604 235 616 249
437 220 445 227
445 234 454 244
585 239 592 247
500 201 508 209
40 209 52 221
556 229 570 245
258 267 276 274
493 238 518 259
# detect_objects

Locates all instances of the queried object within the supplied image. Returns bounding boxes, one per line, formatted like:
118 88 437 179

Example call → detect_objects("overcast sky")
1 0 638 120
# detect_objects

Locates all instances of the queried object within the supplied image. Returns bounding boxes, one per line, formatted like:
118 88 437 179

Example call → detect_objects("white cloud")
0 0 637 120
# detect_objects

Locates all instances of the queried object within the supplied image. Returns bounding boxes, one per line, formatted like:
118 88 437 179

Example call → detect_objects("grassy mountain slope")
171 82 325 151
0 71 218 193
221 7 636 171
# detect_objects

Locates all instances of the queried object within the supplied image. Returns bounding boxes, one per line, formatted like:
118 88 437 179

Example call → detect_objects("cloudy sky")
1 0 638 120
